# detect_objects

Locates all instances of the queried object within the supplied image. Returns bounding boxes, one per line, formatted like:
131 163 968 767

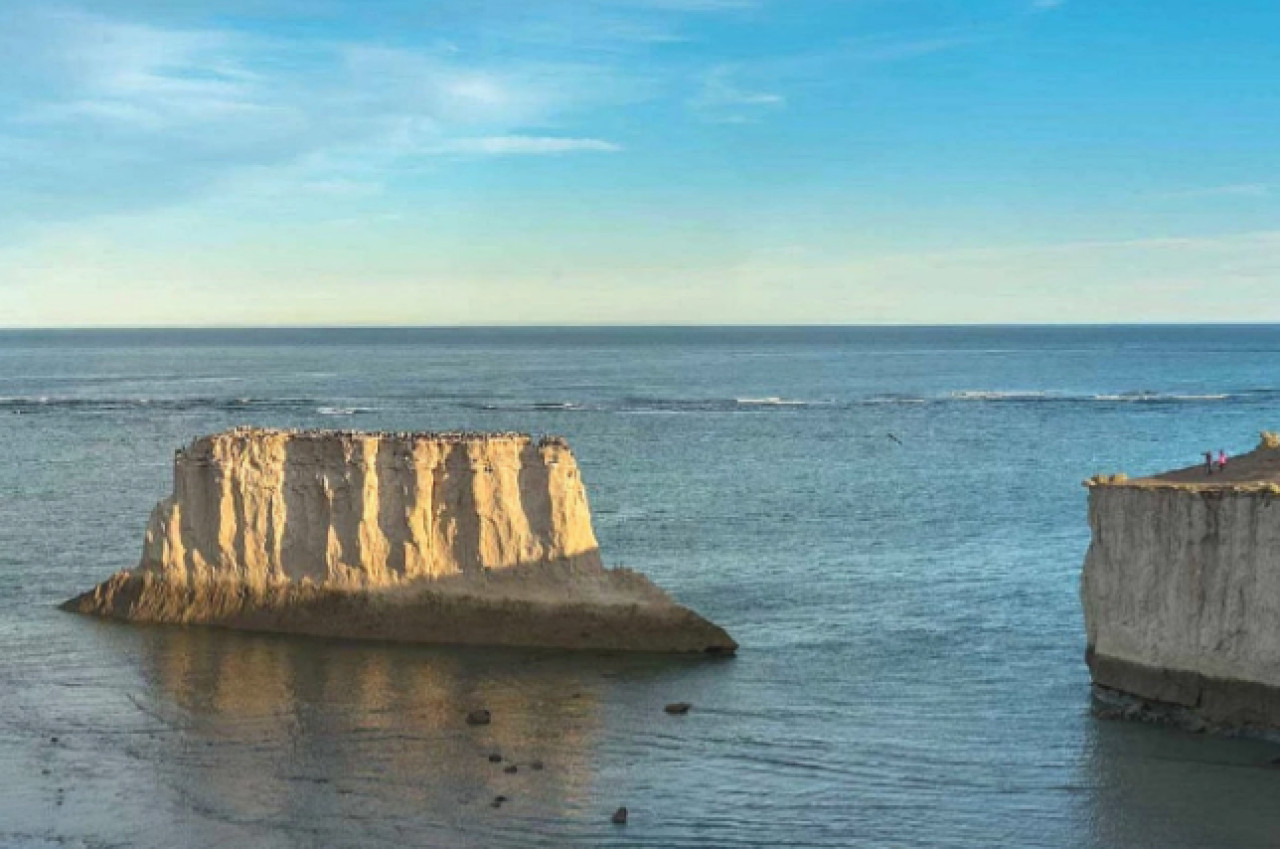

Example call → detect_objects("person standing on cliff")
1218 449 1229 472
1205 450 1214 475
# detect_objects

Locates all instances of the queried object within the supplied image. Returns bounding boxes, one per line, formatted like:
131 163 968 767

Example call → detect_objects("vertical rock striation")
1082 441 1280 732
63 428 737 654
137 428 600 588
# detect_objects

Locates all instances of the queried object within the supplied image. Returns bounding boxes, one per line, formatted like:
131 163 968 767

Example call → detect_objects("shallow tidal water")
4 326 1280 848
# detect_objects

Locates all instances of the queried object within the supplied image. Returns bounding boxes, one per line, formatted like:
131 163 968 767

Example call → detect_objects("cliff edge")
1082 434 1280 732
63 428 737 654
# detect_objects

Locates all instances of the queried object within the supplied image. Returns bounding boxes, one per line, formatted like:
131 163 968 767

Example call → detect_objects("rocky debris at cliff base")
1091 687 1209 734
611 807 628 825
466 709 491 726
664 702 692 715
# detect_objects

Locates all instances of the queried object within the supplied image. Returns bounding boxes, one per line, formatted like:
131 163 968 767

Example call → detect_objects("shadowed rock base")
1087 648 1280 735
62 564 738 655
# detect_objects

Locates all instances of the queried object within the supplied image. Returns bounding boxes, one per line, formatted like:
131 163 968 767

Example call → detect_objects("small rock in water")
491 795 508 808
488 753 503 763
50 736 59 744
466 709 492 726
611 806 628 825
664 702 692 715
1092 704 1124 721
504 764 518 774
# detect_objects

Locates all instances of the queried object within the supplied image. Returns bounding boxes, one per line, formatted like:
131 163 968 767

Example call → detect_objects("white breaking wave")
951 390 1238 404
735 397 815 407
949 390 1057 401
1092 392 1230 402
316 406 374 416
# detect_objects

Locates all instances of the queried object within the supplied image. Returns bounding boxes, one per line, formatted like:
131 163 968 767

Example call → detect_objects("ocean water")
3 325 1280 849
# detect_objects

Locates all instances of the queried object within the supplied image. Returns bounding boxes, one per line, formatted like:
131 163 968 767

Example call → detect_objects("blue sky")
3 0 1280 325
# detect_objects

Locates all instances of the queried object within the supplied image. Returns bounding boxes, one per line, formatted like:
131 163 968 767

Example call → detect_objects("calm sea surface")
3 326 1280 848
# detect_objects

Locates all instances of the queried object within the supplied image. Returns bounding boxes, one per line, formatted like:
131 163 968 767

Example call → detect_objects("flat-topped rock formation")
1082 433 1280 733
63 428 736 654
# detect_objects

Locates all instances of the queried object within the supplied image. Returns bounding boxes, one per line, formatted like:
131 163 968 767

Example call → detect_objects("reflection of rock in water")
1080 715 1280 848
64 428 736 654
136 626 615 838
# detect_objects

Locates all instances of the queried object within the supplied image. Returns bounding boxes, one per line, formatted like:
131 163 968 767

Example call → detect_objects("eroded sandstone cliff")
1082 442 1280 731
64 428 736 654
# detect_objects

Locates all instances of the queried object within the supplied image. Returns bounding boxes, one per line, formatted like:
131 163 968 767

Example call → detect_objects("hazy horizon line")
4 322 1280 332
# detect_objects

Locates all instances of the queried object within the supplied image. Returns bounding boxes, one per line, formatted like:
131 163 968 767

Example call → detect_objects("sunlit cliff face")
146 429 601 589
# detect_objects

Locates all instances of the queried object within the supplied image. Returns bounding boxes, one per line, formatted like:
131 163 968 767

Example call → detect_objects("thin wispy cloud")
445 136 623 155
8 9 275 132
0 3 638 226
366 0 755 55
686 29 981 119
603 0 758 10
839 34 980 63
1156 184 1270 200
689 65 784 123
0 0 988 228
